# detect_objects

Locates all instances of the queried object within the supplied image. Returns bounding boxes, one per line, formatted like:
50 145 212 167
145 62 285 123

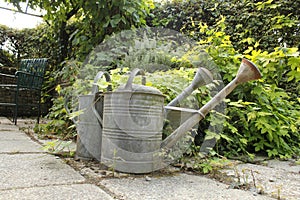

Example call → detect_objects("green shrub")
148 0 300 52
41 18 300 159
198 17 300 159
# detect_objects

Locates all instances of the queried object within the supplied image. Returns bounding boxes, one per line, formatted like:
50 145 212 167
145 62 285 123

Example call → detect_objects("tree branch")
0 6 43 18
66 6 80 21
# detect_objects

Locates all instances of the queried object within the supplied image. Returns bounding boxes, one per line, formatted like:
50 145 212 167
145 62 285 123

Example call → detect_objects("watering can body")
101 69 166 173
76 93 104 160
65 71 111 161
101 67 214 173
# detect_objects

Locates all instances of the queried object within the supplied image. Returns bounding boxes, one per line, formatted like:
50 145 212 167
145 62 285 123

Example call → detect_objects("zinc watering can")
100 58 261 174
65 71 111 161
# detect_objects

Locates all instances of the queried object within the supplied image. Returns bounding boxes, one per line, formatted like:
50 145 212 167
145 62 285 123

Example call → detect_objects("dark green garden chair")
0 58 48 124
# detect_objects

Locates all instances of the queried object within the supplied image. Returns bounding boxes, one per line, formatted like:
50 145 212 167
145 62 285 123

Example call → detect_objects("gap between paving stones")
0 182 87 192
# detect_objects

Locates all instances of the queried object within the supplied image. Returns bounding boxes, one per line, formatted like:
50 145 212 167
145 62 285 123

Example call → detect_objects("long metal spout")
161 59 262 149
167 67 213 107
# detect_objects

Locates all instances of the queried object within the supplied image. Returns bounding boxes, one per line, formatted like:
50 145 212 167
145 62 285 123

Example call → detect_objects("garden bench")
0 58 48 124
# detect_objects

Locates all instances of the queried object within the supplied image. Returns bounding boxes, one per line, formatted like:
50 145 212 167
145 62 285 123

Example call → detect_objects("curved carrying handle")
91 71 112 127
64 71 112 126
124 68 146 90
91 71 112 93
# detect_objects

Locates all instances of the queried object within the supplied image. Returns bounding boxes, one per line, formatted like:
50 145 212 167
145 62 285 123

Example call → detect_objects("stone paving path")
0 117 113 200
221 161 300 199
2 117 299 199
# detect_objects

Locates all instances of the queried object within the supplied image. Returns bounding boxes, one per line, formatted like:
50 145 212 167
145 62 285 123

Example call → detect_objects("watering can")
100 58 261 173
65 71 111 161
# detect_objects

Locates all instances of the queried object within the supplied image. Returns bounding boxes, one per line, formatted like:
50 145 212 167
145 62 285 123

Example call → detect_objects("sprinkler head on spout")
191 67 214 89
236 59 262 84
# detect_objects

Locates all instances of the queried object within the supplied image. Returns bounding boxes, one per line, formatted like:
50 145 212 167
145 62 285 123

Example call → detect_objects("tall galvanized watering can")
100 58 261 173
65 71 111 161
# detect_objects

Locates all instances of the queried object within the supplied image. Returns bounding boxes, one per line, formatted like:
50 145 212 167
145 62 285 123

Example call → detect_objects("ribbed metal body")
101 89 165 174
76 94 103 161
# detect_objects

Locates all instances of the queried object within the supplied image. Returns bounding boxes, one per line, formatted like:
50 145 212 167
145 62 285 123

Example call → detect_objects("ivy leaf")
247 112 256 121
220 134 233 142
228 101 244 108
239 138 248 145
267 149 278 157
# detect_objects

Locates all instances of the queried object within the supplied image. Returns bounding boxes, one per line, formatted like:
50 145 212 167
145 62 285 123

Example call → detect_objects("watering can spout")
191 67 214 89
236 59 262 84
167 67 213 107
162 59 262 149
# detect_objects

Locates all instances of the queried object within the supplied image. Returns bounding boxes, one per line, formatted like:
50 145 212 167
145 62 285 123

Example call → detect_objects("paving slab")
0 124 19 131
0 154 85 190
0 117 14 125
0 184 113 200
100 173 272 200
267 159 300 173
0 140 43 153
0 130 44 153
222 162 300 199
0 118 115 199
0 130 32 140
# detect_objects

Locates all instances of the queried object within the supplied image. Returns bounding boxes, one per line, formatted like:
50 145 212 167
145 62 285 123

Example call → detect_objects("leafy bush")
148 0 300 52
197 17 300 159
37 0 300 160
40 18 300 159
0 24 51 66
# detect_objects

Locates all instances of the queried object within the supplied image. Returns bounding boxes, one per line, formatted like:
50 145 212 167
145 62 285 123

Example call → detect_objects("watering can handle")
91 71 112 94
124 68 146 90
91 71 112 127
64 71 112 126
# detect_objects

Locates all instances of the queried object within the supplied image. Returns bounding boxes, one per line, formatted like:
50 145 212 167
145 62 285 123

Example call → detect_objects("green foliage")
5 0 299 161
0 24 51 66
148 0 300 52
223 90 300 159
181 149 234 175
41 139 75 157
33 60 82 139
42 19 300 160
68 0 155 60
34 96 76 140
6 0 155 62
197 18 300 159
